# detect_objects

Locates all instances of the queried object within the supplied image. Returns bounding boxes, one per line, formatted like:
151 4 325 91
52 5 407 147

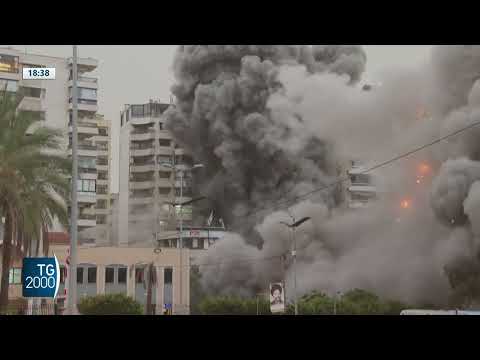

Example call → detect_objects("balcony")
130 181 155 190
21 79 44 89
97 149 108 157
130 117 154 126
78 218 96 227
131 130 155 141
157 147 173 156
131 164 156 173
348 185 376 193
68 76 98 89
96 208 109 215
97 164 108 172
174 148 185 156
68 57 98 72
69 101 97 113
97 179 109 186
69 142 97 157
129 197 154 205
175 196 192 204
158 130 171 139
96 193 108 200
348 200 372 209
18 96 44 112
131 148 155 157
69 122 98 136
78 192 96 204
157 178 172 188
78 172 97 180
129 213 154 222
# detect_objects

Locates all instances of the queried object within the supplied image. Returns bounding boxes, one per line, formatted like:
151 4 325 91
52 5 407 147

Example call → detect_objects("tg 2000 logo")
22 256 60 298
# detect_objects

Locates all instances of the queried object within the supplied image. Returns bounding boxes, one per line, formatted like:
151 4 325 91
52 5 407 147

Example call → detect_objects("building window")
79 157 96 169
350 192 376 201
97 185 108 195
0 79 18 93
164 268 172 284
77 267 84 284
87 267 97 283
350 174 371 185
96 215 107 224
0 54 19 73
77 179 96 193
198 238 205 249
118 268 127 284
158 122 163 130
60 266 66 284
159 139 171 147
175 188 192 197
131 105 145 117
97 156 108 166
105 267 114 283
157 155 172 165
70 87 97 101
135 268 144 284
158 187 170 196
98 128 107 136
158 171 170 179
8 268 22 285
20 86 43 99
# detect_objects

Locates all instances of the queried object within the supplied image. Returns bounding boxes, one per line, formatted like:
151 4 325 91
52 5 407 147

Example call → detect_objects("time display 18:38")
22 67 56 80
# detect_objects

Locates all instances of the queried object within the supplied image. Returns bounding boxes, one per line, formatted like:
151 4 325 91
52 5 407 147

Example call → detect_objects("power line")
145 119 480 272
242 118 480 220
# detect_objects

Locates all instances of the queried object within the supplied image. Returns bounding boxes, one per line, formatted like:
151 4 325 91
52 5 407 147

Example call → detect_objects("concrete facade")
49 242 191 314
118 101 195 246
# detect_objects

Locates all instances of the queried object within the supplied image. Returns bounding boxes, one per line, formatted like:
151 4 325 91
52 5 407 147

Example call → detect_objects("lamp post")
67 45 79 316
159 162 204 314
280 213 310 316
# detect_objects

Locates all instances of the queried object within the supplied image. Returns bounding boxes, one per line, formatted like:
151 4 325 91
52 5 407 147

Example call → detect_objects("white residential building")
119 101 195 246
346 160 377 209
0 47 106 244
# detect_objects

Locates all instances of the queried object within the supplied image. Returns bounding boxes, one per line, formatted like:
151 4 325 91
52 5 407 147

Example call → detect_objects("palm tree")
0 89 71 313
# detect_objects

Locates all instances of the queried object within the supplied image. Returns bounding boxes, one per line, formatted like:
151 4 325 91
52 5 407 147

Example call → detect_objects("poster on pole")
270 282 285 314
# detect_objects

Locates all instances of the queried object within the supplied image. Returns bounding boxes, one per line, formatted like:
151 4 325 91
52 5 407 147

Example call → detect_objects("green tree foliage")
198 296 271 315
0 89 70 312
199 289 410 315
78 293 143 315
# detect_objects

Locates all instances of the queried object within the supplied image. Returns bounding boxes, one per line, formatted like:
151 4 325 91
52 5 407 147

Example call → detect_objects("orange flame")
400 199 411 209
418 163 431 175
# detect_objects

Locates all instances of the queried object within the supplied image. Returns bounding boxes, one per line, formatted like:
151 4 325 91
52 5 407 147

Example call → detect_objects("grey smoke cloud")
166 45 480 305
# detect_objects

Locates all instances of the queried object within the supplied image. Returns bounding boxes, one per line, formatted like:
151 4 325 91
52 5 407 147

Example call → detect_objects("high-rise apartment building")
0 47 104 243
118 101 195 246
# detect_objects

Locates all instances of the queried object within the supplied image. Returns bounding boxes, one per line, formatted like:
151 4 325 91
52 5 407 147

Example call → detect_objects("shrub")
78 293 143 315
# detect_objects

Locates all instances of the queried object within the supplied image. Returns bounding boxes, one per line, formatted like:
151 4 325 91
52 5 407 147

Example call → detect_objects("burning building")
162 45 480 307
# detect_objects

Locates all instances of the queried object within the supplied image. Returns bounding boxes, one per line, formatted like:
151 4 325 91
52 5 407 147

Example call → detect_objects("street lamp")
280 212 311 316
158 161 205 314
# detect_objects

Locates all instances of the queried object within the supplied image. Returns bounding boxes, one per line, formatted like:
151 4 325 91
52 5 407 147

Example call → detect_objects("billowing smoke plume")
165 45 480 306
165 45 366 247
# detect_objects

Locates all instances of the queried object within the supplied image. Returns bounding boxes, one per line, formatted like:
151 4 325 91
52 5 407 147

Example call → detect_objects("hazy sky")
5 45 433 192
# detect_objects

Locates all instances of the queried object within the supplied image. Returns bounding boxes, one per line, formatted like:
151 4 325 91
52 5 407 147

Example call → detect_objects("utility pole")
292 224 298 316
178 169 184 314
280 213 310 316
160 162 204 314
67 45 79 315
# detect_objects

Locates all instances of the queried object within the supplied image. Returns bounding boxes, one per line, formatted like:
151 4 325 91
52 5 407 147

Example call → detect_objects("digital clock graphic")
22 67 56 80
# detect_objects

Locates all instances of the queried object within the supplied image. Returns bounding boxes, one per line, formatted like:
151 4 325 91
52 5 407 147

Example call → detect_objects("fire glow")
400 199 411 209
